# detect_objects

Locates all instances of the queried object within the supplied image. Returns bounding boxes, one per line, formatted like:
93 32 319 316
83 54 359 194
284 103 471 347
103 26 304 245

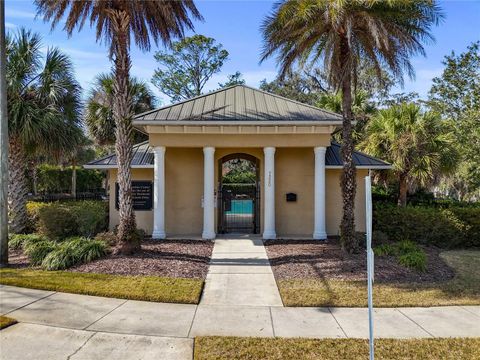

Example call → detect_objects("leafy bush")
8 234 46 250
41 237 108 271
374 205 479 248
398 251 427 272
28 201 107 240
373 244 396 256
94 231 117 246
68 201 108 238
374 240 427 272
37 205 78 240
24 240 57 266
372 230 390 246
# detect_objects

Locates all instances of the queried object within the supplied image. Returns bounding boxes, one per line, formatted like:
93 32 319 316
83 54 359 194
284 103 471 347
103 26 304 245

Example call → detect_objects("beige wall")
326 169 368 235
107 149 368 237
275 148 314 236
108 168 154 234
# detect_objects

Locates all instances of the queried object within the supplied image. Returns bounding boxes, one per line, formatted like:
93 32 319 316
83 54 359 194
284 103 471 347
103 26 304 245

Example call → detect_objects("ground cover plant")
194 337 480 360
266 240 480 307
0 269 203 304
8 233 108 270
374 240 427 272
4 237 214 304
0 316 17 330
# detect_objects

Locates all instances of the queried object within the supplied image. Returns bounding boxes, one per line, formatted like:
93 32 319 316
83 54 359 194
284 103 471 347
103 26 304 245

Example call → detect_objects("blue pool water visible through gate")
226 199 254 215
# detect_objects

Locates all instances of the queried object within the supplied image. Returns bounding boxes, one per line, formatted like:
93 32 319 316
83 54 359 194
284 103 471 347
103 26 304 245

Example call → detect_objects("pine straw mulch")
71 240 214 279
264 238 455 284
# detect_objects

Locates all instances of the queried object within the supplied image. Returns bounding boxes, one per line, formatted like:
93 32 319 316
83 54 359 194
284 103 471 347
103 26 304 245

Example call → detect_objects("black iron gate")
218 183 259 234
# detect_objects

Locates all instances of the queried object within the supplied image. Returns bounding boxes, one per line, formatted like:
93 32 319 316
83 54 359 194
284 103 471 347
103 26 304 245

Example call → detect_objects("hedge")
374 205 480 248
32 164 104 193
26 201 108 239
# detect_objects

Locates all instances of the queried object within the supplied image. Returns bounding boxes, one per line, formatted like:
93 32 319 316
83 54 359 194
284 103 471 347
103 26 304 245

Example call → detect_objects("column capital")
203 146 215 155
314 146 327 155
153 146 166 155
263 146 276 155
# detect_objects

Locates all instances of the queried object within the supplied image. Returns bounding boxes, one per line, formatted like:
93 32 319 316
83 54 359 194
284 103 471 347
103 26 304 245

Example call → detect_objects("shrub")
398 251 427 272
68 201 108 238
374 239 427 272
8 234 46 250
24 240 57 266
94 231 117 247
37 204 78 240
374 205 479 248
372 230 389 246
41 237 108 271
373 244 396 256
29 201 107 240
26 202 48 233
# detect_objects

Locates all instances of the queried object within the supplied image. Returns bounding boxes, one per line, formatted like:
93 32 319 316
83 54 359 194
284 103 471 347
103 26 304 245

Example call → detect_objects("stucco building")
85 85 390 239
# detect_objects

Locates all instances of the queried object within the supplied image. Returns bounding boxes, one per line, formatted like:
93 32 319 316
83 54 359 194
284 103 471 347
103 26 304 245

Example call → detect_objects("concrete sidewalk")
201 236 283 306
1 285 480 359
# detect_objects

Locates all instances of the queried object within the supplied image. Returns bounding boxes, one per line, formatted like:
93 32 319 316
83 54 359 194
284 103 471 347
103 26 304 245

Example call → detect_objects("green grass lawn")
194 337 480 360
0 316 17 330
0 269 204 304
276 250 480 307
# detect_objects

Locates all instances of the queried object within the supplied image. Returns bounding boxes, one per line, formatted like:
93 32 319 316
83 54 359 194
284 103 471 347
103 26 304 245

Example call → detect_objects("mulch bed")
71 240 214 279
6 249 30 269
265 239 455 283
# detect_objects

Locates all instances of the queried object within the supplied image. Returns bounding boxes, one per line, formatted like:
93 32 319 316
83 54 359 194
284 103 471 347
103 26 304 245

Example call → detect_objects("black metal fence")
27 188 107 203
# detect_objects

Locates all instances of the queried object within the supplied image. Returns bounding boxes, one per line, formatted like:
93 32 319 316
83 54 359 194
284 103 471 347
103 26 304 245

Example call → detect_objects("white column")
313 146 327 240
202 146 216 240
263 147 276 239
152 146 166 239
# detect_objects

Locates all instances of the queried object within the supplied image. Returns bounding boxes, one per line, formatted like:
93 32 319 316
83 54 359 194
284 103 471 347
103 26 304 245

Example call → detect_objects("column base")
263 231 276 240
152 231 166 240
313 231 327 240
202 231 216 240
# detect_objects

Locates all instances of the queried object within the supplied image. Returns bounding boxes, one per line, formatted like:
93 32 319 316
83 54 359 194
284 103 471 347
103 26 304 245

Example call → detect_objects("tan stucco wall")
326 169 368 235
275 148 314 236
108 168 154 234
165 148 203 235
107 149 368 237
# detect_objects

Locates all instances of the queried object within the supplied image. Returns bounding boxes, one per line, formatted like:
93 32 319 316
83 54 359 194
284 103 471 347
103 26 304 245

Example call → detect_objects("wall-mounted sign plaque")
115 181 153 211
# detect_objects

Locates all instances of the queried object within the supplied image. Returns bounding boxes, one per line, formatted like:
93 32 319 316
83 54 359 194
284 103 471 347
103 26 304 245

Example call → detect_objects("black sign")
115 181 153 211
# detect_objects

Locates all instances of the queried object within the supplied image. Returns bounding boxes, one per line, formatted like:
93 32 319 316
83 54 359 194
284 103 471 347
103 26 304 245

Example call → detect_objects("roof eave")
133 120 345 126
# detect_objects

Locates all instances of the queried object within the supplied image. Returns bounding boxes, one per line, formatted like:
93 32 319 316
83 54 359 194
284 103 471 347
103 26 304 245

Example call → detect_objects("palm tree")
6 29 82 233
0 1 9 266
36 0 202 253
360 103 458 206
85 73 156 148
261 0 442 252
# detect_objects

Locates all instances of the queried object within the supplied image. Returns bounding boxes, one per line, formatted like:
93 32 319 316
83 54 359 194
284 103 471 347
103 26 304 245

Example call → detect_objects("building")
85 85 390 239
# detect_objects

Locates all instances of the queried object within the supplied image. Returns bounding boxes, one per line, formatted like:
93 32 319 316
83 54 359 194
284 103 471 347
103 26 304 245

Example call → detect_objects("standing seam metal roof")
133 84 343 123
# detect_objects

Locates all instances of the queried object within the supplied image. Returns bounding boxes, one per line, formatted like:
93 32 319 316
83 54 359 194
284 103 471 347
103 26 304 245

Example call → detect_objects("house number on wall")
268 171 272 187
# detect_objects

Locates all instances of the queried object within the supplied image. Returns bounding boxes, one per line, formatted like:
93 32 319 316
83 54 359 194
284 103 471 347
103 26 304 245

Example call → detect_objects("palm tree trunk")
398 173 408 207
0 0 9 266
7 137 28 234
110 10 138 254
339 40 357 253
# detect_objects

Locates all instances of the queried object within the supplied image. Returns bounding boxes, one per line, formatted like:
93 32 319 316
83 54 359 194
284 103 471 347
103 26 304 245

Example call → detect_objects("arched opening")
218 153 260 234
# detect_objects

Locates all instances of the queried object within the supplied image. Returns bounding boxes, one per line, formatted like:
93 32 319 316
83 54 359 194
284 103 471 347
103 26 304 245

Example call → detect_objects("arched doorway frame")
217 153 261 234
